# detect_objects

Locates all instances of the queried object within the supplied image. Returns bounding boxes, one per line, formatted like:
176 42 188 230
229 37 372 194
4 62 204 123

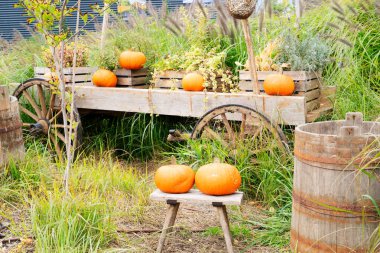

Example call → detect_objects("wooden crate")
34 67 97 86
239 71 322 112
114 68 150 88
154 70 222 90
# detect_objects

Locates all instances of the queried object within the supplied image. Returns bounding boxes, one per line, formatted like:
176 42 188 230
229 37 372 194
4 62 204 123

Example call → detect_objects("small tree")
16 0 115 195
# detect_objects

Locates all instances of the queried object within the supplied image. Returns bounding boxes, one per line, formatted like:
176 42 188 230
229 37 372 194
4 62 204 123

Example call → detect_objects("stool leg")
216 205 234 253
156 203 180 253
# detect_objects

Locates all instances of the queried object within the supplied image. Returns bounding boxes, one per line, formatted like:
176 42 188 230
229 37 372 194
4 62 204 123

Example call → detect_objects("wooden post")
215 205 234 253
0 86 10 111
100 2 109 50
241 19 259 94
156 202 180 253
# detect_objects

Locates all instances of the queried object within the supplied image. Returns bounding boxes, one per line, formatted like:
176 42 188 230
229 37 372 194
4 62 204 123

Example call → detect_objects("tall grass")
31 192 115 253
0 34 44 85
80 113 185 161
0 144 151 252
310 0 380 120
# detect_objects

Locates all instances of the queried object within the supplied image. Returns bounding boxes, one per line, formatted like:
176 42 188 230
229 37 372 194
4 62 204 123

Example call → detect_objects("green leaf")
81 13 88 24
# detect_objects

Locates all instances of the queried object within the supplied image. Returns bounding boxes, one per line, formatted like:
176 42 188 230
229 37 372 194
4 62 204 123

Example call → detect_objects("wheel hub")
30 119 50 135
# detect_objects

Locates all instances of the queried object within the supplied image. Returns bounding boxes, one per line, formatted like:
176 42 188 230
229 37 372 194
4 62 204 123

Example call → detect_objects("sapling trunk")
100 3 109 50
63 0 82 196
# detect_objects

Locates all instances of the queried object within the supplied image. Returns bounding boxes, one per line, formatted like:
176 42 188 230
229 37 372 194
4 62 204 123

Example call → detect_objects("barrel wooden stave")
0 95 25 167
291 112 380 253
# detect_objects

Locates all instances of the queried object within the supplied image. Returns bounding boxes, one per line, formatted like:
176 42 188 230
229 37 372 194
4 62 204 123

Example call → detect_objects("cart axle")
167 129 190 142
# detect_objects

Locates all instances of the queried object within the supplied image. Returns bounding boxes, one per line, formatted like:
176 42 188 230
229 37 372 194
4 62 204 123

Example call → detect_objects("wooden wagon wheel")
13 78 82 160
191 105 289 155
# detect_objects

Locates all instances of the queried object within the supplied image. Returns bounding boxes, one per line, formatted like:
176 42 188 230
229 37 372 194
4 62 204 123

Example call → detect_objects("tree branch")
59 0 69 33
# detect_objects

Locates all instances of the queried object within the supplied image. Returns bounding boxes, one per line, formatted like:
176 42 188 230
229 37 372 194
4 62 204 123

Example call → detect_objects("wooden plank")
65 74 92 82
295 89 321 102
78 82 93 86
34 67 97 75
35 74 93 86
239 70 319 81
301 79 320 91
306 86 336 122
117 77 148 86
63 67 97 75
75 87 308 125
155 79 182 89
150 189 243 206
306 98 321 112
117 84 150 89
114 68 148 77
239 79 320 92
156 70 187 79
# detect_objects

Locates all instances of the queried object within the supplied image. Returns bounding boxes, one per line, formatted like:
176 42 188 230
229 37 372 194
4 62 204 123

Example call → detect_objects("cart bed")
74 86 335 125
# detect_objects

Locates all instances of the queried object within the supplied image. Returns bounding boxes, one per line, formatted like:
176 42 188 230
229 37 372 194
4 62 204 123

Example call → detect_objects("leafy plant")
276 31 331 71
42 42 89 68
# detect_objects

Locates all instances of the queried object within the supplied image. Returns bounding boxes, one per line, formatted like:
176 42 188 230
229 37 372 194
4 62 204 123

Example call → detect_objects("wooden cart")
12 74 335 157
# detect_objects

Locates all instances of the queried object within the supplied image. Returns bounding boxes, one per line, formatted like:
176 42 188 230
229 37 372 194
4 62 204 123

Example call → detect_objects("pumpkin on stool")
154 157 195 194
195 160 241 196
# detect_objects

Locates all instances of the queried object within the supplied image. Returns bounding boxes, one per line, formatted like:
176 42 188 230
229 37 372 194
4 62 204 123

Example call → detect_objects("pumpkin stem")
213 157 222 163
170 156 177 165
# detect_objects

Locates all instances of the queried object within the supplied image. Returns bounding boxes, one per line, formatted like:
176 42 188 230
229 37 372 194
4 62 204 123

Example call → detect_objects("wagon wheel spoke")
220 113 236 146
252 125 263 141
22 90 43 119
204 126 229 147
49 110 62 123
56 131 66 143
19 104 39 122
239 113 247 138
46 93 57 119
37 84 48 117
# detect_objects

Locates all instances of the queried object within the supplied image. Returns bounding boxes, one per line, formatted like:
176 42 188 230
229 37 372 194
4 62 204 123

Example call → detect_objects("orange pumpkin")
92 69 117 87
155 163 195 194
182 72 205 91
263 73 295 96
119 51 146 70
195 162 241 196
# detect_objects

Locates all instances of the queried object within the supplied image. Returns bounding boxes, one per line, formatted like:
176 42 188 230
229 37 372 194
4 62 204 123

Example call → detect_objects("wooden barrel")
0 86 24 167
291 112 380 253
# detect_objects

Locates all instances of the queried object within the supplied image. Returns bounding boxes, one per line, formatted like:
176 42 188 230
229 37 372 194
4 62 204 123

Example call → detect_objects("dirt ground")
1 200 280 253
115 201 279 253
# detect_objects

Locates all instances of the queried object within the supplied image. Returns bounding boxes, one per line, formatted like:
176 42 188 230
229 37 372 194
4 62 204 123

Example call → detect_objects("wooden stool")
150 189 243 253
